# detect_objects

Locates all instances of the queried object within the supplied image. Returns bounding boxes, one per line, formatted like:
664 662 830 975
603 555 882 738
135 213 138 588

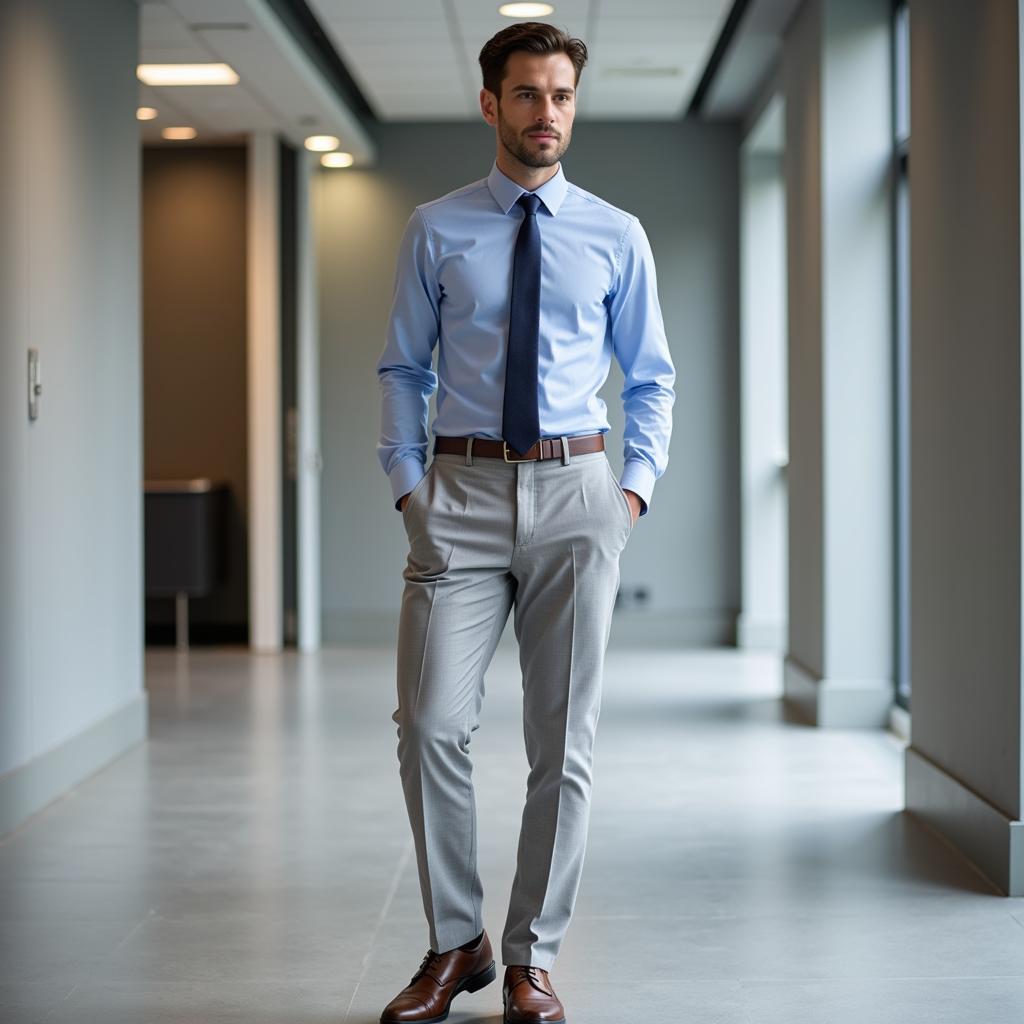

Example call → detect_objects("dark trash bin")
144 478 228 650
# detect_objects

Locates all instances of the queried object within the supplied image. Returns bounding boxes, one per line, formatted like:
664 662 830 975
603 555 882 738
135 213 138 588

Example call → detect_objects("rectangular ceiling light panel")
137 63 240 86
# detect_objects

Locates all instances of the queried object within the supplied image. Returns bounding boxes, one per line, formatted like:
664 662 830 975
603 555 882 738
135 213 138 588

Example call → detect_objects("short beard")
496 106 570 168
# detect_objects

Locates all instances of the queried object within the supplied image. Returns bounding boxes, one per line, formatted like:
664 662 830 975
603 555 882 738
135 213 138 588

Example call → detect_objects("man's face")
480 51 577 169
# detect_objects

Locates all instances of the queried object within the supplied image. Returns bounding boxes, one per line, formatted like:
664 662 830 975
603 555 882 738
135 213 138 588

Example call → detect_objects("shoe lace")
508 965 552 996
411 949 443 984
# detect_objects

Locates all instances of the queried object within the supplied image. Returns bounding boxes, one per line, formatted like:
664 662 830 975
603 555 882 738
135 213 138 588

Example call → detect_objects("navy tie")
502 192 542 457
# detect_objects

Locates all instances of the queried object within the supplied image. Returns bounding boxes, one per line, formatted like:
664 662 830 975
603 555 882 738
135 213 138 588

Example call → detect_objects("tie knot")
517 192 541 218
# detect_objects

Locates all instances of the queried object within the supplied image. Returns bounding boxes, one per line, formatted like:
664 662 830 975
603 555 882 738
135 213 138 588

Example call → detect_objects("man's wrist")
391 457 426 510
619 460 654 516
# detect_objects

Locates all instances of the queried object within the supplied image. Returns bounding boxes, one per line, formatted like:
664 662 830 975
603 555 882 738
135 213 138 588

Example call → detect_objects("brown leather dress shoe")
379 931 496 1024
502 965 566 1024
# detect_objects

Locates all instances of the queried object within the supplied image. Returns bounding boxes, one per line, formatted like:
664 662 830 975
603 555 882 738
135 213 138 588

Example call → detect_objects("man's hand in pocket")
623 488 641 525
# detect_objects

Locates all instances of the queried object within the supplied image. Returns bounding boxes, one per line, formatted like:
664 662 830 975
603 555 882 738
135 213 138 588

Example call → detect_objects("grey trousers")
393 438 634 970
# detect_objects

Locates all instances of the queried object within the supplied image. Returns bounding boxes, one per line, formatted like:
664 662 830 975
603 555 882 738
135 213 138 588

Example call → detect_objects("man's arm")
376 209 441 510
605 216 676 517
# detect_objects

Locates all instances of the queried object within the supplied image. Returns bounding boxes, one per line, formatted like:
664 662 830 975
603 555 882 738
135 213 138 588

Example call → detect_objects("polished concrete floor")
2 645 1024 1023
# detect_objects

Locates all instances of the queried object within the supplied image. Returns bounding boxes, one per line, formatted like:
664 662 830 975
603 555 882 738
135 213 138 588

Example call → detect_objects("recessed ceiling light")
137 63 239 86
162 126 198 140
136 106 158 121
305 135 339 152
321 152 354 168
499 3 554 16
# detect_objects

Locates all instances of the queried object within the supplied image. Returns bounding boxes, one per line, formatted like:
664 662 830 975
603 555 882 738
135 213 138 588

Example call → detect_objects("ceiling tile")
167 0 258 21
372 88 471 103
601 0 727 14
457 16 590 44
589 42 708 69
143 0 730 132
311 0 446 20
139 45 216 63
324 18 453 43
338 44 465 68
451 0 593 19
592 16 722 46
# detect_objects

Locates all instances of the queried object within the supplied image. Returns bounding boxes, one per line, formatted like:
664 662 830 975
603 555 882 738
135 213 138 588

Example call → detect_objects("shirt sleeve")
376 208 441 510
605 216 676 517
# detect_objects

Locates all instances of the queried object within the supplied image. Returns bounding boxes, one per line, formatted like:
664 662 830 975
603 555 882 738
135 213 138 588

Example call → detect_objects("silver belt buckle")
502 441 534 463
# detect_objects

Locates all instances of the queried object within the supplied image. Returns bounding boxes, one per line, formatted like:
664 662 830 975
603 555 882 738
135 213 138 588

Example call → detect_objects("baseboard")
905 745 1023 896
145 622 248 646
736 612 786 650
783 655 893 727
0 692 148 837
888 703 911 742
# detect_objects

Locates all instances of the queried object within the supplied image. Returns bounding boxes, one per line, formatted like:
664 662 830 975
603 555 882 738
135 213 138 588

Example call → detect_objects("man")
375 21 674 1024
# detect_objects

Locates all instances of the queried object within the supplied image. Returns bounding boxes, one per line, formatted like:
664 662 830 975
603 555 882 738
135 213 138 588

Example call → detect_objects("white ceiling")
136 0 793 154
310 0 733 120
136 0 375 158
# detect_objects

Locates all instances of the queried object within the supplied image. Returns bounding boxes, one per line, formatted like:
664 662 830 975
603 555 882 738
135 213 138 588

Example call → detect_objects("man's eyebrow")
508 83 576 95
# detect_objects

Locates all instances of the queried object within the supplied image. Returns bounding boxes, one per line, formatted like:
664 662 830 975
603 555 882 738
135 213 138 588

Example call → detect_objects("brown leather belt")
433 433 605 462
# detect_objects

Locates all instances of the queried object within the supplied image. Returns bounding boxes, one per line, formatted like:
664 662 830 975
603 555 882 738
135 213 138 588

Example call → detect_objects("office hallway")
2 646 1023 1023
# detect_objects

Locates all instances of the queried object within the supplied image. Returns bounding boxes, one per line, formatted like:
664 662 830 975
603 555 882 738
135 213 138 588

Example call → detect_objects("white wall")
0 0 146 833
739 103 788 652
781 0 895 726
904 0 1023 895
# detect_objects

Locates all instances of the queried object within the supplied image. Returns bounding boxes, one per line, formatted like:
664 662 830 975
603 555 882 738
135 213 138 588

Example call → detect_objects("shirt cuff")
619 459 656 517
390 457 426 511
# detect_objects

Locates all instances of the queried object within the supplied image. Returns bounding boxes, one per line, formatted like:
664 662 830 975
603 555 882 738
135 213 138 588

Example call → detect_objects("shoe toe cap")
380 995 429 1022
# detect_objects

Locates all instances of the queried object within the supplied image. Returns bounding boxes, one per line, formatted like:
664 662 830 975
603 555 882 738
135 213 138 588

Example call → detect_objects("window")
893 0 911 710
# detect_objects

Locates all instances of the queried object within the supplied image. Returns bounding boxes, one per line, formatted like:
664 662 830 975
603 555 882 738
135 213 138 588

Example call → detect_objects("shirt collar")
486 161 568 217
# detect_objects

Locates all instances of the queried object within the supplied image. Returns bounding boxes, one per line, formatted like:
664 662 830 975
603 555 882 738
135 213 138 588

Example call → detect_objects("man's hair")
478 22 588 99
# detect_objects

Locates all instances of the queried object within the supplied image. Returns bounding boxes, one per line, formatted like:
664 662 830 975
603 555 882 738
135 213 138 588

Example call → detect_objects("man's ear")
479 87 498 126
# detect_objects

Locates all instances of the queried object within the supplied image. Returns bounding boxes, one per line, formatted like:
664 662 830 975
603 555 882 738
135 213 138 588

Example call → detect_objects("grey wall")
904 0 1023 892
315 119 740 646
781 0 895 727
738 145 788 651
142 146 249 639
0 0 146 832
783 0 825 677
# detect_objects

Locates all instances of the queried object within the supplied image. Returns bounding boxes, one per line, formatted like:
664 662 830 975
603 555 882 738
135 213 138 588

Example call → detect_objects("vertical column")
739 97 788 651
248 131 283 652
296 151 322 652
903 0 1023 895
782 0 895 726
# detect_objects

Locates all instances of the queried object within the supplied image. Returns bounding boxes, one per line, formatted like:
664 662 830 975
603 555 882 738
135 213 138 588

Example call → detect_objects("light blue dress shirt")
376 161 675 517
